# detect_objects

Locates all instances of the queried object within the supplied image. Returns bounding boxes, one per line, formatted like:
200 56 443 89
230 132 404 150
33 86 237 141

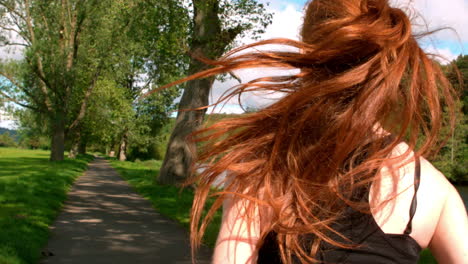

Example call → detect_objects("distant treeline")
0 127 17 137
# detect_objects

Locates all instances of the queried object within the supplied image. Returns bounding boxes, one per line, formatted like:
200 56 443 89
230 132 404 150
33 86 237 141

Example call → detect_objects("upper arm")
212 196 260 264
429 184 468 264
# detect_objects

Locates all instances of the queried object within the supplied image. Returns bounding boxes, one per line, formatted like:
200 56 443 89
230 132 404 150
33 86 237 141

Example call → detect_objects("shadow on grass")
0 149 93 264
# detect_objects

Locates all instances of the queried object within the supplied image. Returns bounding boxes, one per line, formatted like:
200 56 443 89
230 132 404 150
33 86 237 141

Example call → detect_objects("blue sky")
267 0 307 8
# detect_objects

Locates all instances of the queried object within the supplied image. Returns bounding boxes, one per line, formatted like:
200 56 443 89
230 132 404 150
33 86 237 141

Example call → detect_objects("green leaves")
0 0 273 161
219 0 273 42
432 55 468 183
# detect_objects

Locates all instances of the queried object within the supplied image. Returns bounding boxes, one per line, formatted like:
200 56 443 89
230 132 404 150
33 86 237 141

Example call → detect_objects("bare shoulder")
418 156 452 195
412 155 468 262
375 142 463 249
411 156 452 248
417 157 468 262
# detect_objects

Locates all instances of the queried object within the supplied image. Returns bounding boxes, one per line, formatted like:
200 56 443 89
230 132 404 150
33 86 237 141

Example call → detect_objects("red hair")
148 0 457 263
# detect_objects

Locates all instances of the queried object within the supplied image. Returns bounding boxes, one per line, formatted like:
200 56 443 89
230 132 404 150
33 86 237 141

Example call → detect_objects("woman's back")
375 144 468 262
252 142 468 263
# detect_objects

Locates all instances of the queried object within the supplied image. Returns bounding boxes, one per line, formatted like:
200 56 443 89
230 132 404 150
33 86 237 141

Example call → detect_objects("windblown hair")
151 0 457 263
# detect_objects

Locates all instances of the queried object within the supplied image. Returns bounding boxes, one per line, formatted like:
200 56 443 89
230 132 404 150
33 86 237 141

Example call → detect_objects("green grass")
109 159 222 248
419 249 437 264
0 147 93 264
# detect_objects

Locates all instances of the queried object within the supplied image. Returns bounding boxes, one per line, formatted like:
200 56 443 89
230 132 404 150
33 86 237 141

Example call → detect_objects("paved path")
41 157 212 264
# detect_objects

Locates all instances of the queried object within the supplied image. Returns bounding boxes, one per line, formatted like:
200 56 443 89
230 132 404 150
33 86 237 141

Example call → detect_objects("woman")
154 0 468 263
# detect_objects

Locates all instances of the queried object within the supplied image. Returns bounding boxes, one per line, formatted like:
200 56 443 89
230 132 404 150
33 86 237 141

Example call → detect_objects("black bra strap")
404 156 421 235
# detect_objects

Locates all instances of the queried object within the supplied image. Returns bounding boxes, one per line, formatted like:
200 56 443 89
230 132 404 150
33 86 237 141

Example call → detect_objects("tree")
14 107 50 149
435 55 468 183
158 0 272 184
59 0 190 161
0 0 125 161
79 77 132 156
0 131 16 147
450 55 468 115
109 0 189 161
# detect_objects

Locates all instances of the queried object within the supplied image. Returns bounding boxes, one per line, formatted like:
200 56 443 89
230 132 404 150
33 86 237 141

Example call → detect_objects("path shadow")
41 158 212 264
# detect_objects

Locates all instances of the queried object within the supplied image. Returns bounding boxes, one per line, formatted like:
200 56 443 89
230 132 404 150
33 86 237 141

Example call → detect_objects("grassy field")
109 159 222 248
0 148 93 264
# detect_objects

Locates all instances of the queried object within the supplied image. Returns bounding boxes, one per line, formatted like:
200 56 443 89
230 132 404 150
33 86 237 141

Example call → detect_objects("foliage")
447 55 468 114
122 0 189 160
0 127 16 136
80 78 133 150
14 108 50 149
159 0 273 184
218 0 274 47
433 55 468 183
127 118 176 161
0 148 93 264
109 158 222 247
0 131 15 147
418 249 437 264
0 0 133 160
77 0 190 161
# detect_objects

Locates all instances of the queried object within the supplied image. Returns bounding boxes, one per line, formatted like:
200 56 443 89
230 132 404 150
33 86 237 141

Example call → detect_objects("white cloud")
210 4 303 113
391 0 468 43
207 103 245 115
0 109 16 129
0 119 16 129
0 46 23 61
0 24 26 61
424 46 459 63
261 4 303 40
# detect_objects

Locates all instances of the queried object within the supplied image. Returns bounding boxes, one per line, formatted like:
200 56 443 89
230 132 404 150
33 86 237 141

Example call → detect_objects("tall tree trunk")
158 72 214 184
108 140 116 157
158 0 241 185
68 141 79 159
78 138 87 155
50 112 66 161
118 131 128 161
68 128 81 159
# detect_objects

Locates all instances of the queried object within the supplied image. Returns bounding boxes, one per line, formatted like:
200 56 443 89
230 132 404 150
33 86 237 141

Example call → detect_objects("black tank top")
257 157 422 264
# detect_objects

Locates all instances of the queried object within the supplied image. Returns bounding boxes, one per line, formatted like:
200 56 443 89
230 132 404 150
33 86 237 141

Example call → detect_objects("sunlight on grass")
0 148 93 264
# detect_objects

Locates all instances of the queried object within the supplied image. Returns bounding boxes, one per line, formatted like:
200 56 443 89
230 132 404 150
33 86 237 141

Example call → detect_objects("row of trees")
0 0 465 184
0 0 272 184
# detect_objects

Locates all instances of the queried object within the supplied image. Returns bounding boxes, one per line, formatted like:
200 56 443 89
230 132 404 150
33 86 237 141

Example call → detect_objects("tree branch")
0 4 31 44
223 25 243 46
22 0 52 112
0 24 23 38
2 42 28 47
38 5 50 35
0 69 46 111
229 71 242 84
0 1 26 20
0 90 39 111
66 6 79 71
0 70 23 90
68 65 102 132
72 7 86 61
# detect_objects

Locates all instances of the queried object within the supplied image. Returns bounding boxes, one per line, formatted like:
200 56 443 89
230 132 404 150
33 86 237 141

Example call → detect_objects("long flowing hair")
149 0 457 263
